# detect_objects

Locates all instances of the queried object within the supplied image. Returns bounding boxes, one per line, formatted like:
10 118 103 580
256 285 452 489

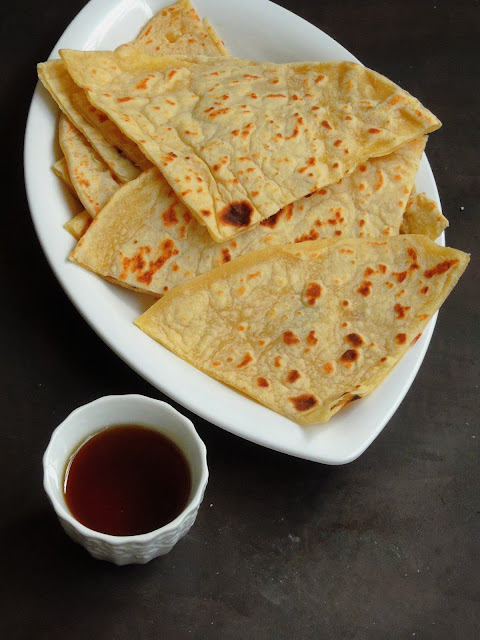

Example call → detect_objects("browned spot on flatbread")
289 394 318 412
407 248 418 262
303 282 322 305
357 281 372 296
136 239 179 285
424 260 458 278
274 356 282 368
396 333 407 345
161 206 178 227
340 349 359 363
117 96 133 103
346 333 364 347
286 126 299 140
221 248 231 263
411 333 422 345
242 123 254 138
306 330 318 346
295 229 319 243
323 362 334 374
136 75 153 90
260 211 282 228
208 108 231 118
220 202 253 227
420 286 429 294
284 203 294 221
119 246 150 281
283 331 300 345
375 169 384 191
162 152 177 165
394 303 411 319
286 370 301 383
392 271 407 283
257 377 269 388
237 352 253 368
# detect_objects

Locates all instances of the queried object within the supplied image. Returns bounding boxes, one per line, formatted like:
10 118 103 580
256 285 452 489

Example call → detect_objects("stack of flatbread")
38 0 468 424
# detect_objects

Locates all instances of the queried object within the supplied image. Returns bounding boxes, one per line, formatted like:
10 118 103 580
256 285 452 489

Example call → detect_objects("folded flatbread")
38 60 141 183
64 210 92 240
116 0 228 58
38 0 228 182
400 192 448 239
59 115 121 217
52 157 74 191
135 235 468 424
60 51 441 241
71 137 429 294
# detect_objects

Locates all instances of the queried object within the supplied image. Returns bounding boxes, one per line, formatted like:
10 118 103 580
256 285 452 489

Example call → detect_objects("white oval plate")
25 0 443 464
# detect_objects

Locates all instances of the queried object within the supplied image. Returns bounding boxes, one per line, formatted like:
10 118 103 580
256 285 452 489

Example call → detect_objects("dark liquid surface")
64 425 191 536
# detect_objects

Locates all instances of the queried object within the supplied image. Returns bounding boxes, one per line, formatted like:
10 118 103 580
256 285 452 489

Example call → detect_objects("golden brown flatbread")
116 0 228 58
136 235 468 424
70 138 427 294
400 192 448 239
38 61 141 182
60 51 441 241
52 157 74 191
38 0 228 182
58 115 121 217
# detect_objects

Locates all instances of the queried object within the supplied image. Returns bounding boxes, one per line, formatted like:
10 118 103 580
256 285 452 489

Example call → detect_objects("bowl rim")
43 393 209 544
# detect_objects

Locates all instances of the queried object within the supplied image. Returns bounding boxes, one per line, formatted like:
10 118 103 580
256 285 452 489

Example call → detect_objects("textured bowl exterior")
59 497 202 565
43 394 208 565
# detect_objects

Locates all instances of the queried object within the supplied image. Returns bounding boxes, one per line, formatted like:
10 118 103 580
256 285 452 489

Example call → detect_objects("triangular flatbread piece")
116 0 228 57
71 138 427 294
59 115 120 217
135 235 468 424
400 192 448 239
37 0 228 182
61 51 441 241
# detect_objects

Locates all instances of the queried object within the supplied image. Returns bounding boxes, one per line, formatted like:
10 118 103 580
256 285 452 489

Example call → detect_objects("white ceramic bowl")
43 394 208 565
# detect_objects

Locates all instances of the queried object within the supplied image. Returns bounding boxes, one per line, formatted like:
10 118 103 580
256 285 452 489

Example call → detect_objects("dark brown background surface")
1 0 479 638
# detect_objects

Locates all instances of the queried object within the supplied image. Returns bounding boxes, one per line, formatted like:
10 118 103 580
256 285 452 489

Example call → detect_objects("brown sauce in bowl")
64 425 191 536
